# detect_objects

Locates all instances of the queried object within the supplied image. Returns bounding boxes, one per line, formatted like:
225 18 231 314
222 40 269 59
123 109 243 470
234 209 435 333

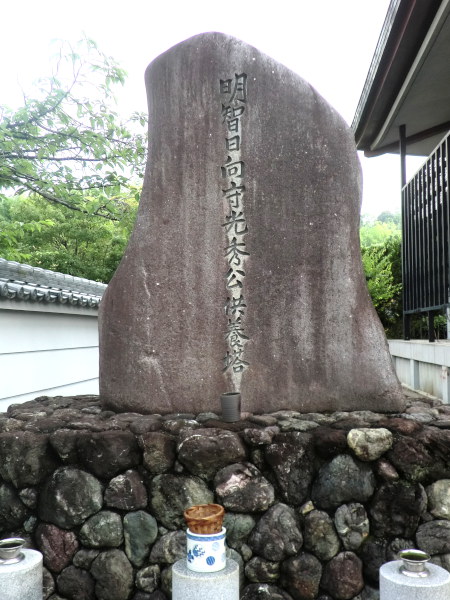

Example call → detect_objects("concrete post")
172 558 239 600
0 549 43 600
441 366 450 404
410 359 420 390
380 557 450 600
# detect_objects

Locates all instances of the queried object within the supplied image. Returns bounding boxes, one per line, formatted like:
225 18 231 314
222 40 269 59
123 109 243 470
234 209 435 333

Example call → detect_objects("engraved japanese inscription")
220 73 249 384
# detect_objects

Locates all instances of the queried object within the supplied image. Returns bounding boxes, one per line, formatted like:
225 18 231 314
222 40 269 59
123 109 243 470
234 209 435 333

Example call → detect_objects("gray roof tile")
0 258 107 309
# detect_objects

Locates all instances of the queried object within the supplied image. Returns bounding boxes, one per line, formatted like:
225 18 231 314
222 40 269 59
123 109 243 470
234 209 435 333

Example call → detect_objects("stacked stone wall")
1 395 450 600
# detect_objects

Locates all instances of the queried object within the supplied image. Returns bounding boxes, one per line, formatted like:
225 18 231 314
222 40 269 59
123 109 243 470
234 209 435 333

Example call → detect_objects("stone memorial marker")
99 32 405 415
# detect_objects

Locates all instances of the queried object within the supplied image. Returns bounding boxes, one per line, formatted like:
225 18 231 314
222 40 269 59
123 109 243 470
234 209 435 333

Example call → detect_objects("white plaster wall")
417 362 442 398
394 356 411 387
389 339 450 403
0 304 99 412
389 339 450 367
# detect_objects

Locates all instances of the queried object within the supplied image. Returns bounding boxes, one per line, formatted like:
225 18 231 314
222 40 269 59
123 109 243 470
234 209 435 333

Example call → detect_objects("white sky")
1 0 425 218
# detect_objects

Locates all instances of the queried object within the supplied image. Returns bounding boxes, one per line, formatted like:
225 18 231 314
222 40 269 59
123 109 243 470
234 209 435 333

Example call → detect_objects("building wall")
0 300 99 412
388 339 450 403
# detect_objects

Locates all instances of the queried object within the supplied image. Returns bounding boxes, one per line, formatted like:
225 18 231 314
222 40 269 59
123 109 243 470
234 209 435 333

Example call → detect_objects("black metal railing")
402 130 449 340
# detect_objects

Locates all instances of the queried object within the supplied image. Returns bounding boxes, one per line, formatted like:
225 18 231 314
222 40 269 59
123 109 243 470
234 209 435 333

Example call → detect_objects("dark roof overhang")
352 0 450 157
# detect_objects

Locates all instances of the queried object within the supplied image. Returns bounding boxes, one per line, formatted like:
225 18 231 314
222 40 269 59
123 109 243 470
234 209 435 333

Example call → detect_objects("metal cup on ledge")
398 549 431 578
220 392 241 422
0 538 25 564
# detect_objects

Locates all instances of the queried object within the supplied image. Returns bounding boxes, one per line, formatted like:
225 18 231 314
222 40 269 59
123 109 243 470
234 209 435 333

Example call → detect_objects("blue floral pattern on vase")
187 544 205 563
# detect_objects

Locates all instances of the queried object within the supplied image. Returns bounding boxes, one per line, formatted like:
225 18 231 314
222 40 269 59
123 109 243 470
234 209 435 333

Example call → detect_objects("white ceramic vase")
186 527 226 573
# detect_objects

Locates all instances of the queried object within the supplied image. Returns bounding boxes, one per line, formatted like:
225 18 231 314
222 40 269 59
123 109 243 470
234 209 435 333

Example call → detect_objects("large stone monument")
99 32 405 415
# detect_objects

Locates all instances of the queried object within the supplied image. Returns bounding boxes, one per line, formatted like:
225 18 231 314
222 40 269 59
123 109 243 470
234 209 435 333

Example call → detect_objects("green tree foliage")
361 236 402 337
360 213 402 337
0 37 146 220
360 216 401 247
376 211 401 226
0 193 137 282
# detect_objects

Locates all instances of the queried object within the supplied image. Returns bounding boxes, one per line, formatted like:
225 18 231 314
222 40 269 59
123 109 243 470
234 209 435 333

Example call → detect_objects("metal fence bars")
402 131 449 340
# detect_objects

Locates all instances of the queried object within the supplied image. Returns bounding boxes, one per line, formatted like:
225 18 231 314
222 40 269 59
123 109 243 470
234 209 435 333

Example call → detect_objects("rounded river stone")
245 557 280 583
135 565 161 593
139 432 176 474
56 565 95 600
426 479 450 519
0 482 28 533
149 530 186 564
334 503 369 551
36 523 79 572
265 432 314 505
321 552 364 600
79 510 123 548
416 520 450 554
242 583 294 600
223 512 256 549
104 469 148 510
124 510 158 567
176 428 247 479
91 549 133 600
369 481 427 538
249 503 302 561
148 474 213 529
38 467 103 528
76 431 140 479
280 552 322 600
215 462 275 512
311 455 375 509
347 428 393 461
303 509 340 560
0 431 57 486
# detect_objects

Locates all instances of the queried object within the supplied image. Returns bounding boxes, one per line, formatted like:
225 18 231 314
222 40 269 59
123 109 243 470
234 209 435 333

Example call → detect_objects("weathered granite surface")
1 393 450 600
99 32 404 415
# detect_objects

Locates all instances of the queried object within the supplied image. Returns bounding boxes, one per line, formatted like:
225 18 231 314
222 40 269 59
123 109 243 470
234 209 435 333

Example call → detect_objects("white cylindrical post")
380 550 450 600
0 539 43 600
172 557 239 600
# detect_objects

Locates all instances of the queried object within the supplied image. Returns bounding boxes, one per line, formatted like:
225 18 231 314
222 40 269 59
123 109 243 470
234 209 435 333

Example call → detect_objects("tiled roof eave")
0 259 107 309
0 279 103 308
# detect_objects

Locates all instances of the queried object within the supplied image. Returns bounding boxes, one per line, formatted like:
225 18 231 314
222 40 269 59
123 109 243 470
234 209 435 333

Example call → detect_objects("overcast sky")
2 0 425 217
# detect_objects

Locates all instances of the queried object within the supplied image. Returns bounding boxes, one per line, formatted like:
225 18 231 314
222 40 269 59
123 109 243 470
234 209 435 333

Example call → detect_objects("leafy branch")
0 37 147 220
